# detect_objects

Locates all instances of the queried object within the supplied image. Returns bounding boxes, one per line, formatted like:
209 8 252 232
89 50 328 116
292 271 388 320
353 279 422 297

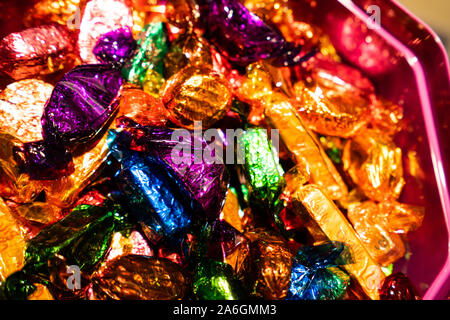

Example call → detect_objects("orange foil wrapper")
104 231 154 263
28 284 54 300
291 184 385 300
264 92 348 200
0 79 54 142
245 229 294 299
292 82 370 138
78 0 133 63
343 129 405 202
369 97 405 137
0 197 26 281
0 24 77 80
117 86 167 127
161 64 232 129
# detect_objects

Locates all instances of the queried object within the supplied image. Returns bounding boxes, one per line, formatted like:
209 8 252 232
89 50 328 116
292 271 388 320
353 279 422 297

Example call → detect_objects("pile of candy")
0 0 425 300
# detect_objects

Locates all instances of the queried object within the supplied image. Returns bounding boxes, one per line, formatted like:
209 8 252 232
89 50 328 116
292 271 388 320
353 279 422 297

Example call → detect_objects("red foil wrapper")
0 24 77 80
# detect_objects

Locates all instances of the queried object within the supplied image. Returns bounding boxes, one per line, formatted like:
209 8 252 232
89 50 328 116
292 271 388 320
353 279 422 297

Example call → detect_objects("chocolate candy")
92 255 189 300
0 24 77 80
160 64 232 129
287 242 350 300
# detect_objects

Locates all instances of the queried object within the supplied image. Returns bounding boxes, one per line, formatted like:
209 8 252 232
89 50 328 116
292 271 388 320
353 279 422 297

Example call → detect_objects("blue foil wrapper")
286 242 351 300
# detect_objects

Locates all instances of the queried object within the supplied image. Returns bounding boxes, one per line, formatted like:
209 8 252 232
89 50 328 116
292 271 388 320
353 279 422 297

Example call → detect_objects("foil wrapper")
291 184 385 300
78 0 133 63
287 242 350 300
110 123 228 220
369 98 405 137
0 24 77 80
245 229 294 299
163 33 212 79
292 82 370 138
0 198 26 281
196 0 302 67
116 87 167 127
93 27 137 66
219 189 248 233
27 283 54 300
193 258 244 300
0 79 53 143
23 0 87 30
238 127 285 207
160 64 232 129
347 200 424 266
264 92 348 200
121 22 168 90
108 130 196 239
379 272 421 300
343 129 405 202
104 231 154 262
165 0 199 29
92 255 188 300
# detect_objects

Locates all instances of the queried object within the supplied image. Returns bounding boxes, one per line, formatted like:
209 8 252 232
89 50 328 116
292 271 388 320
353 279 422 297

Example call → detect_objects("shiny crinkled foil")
104 231 154 262
78 0 133 63
292 184 385 300
161 64 232 129
0 197 26 281
27 284 54 300
264 92 348 200
92 255 189 300
0 24 77 80
0 79 54 142
343 129 405 202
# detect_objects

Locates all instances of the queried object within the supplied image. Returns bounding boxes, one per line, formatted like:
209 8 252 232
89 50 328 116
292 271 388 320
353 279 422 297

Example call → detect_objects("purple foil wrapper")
114 119 229 220
42 64 122 146
196 0 303 66
93 27 137 66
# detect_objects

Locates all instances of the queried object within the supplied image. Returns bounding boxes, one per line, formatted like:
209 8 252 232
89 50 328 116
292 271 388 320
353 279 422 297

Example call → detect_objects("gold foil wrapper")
6 200 62 227
291 184 384 300
117 86 167 127
0 79 54 142
219 189 253 234
78 0 133 63
164 0 200 29
343 129 405 202
92 255 189 300
293 82 370 138
104 231 154 262
245 229 294 300
283 163 310 198
0 197 26 281
264 92 348 200
24 0 87 30
160 64 232 129
370 98 405 137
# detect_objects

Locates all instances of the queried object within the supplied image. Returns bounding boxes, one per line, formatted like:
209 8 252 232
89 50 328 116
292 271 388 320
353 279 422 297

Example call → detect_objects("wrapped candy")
108 124 228 220
104 231 154 262
163 34 212 79
160 64 232 129
264 92 348 200
379 272 421 300
0 24 77 80
342 129 405 202
193 258 244 300
92 27 137 66
107 130 198 239
347 201 424 266
195 0 303 67
164 0 200 29
219 189 249 233
291 184 385 300
92 255 189 300
287 242 350 300
121 22 168 92
23 0 87 29
238 127 285 207
0 79 54 142
245 229 294 299
116 86 167 127
27 284 54 300
13 64 122 180
292 82 370 138
0 198 26 281
369 98 405 137
78 0 133 63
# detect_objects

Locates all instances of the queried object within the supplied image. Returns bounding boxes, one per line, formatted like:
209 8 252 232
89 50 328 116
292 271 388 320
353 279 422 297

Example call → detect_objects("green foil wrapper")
121 22 168 89
193 259 244 300
238 128 285 207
